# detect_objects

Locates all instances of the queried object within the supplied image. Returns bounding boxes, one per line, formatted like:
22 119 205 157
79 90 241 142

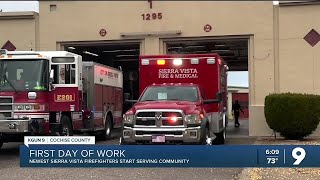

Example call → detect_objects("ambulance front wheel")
213 114 226 145
213 131 226 145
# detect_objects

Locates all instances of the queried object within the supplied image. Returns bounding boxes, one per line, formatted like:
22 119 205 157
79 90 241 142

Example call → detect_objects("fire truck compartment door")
49 60 80 112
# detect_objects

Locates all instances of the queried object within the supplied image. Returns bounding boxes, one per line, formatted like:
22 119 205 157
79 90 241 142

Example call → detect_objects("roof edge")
279 1 320 6
0 11 38 20
228 86 249 89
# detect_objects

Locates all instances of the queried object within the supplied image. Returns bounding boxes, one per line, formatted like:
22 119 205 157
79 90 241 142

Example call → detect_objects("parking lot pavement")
0 122 255 180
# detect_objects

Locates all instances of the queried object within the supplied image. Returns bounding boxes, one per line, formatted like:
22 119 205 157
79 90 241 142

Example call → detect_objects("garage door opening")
62 42 141 113
165 38 249 138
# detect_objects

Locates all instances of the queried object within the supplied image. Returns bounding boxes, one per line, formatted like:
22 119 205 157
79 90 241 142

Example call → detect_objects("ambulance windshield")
0 59 49 91
140 86 199 102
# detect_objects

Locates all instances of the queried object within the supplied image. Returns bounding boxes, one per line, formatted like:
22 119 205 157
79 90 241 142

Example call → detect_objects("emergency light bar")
157 60 166 65
207 58 215 64
141 57 217 65
141 59 150 65
173 58 182 65
190 58 199 64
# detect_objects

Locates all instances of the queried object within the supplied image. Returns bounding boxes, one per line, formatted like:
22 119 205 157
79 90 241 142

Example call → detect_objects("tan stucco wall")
250 3 320 137
279 4 320 94
278 4 320 136
2 2 320 137
0 12 39 51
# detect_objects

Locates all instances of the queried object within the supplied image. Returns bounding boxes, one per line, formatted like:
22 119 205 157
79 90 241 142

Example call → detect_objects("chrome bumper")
0 119 31 133
122 126 203 143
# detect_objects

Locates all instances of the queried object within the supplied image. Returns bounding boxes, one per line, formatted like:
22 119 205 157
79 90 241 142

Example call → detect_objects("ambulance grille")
0 96 13 118
135 110 184 127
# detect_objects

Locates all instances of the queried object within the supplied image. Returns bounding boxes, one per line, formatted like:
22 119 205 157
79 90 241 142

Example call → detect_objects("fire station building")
1 1 320 137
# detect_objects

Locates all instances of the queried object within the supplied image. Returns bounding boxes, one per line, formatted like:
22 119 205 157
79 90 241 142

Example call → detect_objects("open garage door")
165 38 248 71
163 37 250 137
61 41 141 113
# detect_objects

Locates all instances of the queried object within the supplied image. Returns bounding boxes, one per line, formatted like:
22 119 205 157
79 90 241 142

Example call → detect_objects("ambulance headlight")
25 105 32 110
173 58 182 66
123 114 134 124
185 114 203 124
16 105 23 110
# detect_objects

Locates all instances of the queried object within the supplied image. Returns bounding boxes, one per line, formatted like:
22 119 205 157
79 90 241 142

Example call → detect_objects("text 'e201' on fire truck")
120 53 229 145
0 49 123 149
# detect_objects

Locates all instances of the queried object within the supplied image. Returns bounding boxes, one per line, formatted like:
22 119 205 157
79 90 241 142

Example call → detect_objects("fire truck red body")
120 53 228 145
0 50 123 149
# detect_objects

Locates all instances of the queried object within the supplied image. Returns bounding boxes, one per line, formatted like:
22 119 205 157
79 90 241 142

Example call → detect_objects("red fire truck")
0 49 123 149
120 53 228 145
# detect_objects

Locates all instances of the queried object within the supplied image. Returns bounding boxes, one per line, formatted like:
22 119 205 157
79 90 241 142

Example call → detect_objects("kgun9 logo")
292 147 306 165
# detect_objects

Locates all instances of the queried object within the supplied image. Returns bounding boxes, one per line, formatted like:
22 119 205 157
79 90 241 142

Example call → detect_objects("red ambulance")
120 53 229 145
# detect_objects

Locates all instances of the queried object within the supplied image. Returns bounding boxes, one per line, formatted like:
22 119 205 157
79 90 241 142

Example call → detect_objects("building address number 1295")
142 13 162 20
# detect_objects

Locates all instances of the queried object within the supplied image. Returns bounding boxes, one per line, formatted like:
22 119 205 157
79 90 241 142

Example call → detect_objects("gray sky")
0 1 39 12
0 1 248 87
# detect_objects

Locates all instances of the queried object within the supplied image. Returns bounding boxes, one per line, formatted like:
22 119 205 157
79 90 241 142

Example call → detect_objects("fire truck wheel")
0 140 3 149
101 115 112 140
61 116 73 136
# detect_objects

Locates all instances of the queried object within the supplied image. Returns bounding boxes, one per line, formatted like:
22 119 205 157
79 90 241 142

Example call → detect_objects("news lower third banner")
20 137 320 168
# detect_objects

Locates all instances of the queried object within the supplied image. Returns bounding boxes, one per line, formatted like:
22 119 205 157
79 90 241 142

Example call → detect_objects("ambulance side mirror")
49 69 55 90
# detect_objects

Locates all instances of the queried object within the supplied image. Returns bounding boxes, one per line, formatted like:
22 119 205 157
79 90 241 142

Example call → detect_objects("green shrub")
264 93 320 140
